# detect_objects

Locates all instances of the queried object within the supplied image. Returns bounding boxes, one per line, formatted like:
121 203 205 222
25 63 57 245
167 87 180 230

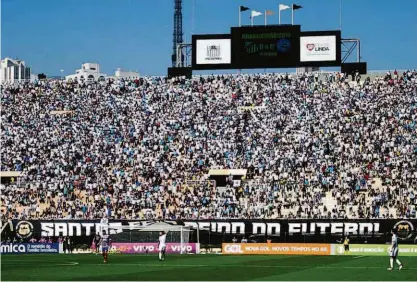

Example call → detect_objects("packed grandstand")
1 70 416 222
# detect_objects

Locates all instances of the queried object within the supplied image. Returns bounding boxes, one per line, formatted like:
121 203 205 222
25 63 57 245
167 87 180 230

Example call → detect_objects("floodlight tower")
172 0 184 67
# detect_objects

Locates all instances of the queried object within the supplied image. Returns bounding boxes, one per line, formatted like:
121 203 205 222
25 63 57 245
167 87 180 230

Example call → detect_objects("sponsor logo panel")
222 243 331 255
196 39 231 65
0 243 60 254
300 35 336 62
106 243 199 254
333 244 417 256
393 220 414 240
16 221 34 238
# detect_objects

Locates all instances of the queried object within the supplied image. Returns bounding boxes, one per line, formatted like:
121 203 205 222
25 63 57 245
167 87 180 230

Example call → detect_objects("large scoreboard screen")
231 25 301 69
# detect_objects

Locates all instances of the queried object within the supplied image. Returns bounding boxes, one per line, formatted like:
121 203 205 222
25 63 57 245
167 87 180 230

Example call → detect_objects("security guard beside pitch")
343 236 350 254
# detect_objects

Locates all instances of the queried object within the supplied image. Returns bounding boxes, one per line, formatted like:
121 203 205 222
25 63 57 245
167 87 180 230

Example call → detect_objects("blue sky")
2 0 416 76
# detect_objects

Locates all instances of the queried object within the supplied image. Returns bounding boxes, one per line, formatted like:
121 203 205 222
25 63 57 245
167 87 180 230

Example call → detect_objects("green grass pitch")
1 254 416 281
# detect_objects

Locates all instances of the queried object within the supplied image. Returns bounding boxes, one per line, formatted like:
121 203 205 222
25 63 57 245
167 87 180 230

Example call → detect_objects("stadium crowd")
1 70 417 221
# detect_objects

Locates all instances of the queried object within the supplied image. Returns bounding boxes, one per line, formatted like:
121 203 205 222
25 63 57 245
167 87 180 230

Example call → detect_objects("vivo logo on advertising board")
171 245 194 253
109 243 198 254
0 244 27 254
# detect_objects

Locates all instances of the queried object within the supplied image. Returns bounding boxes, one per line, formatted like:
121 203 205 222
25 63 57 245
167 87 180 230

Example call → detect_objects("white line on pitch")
57 262 79 266
2 262 79 266
83 263 417 270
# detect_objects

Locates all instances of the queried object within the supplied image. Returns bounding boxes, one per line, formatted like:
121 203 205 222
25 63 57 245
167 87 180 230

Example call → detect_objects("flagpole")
265 10 267 26
192 0 195 34
239 6 241 27
339 0 342 31
292 5 294 25
251 14 254 26
279 9 281 25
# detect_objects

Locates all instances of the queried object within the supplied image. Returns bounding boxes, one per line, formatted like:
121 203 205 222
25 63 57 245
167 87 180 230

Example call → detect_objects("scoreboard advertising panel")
191 29 341 70
192 34 232 70
299 30 341 67
231 25 301 69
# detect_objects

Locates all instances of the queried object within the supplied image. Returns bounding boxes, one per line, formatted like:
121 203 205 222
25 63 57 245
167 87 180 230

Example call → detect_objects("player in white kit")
388 229 403 270
100 215 109 239
158 231 169 261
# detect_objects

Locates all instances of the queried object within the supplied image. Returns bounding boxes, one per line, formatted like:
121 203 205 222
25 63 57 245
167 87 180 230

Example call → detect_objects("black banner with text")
4 219 416 246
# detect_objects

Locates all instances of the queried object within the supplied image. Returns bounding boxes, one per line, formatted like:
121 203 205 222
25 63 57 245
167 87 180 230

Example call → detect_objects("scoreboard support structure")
341 38 361 63
175 43 192 68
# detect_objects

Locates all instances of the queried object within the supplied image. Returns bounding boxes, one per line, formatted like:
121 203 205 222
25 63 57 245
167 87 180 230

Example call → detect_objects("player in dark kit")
93 233 101 255
100 230 111 263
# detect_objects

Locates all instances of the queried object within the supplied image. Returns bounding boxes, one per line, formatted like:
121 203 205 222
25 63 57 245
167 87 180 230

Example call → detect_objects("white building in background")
66 63 140 82
0 58 31 83
65 63 107 82
114 68 139 79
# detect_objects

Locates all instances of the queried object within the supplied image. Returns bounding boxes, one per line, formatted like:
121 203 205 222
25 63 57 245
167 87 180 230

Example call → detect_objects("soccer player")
93 233 101 255
100 215 109 233
100 230 111 264
158 231 169 261
388 229 403 271
100 215 109 225
343 236 350 254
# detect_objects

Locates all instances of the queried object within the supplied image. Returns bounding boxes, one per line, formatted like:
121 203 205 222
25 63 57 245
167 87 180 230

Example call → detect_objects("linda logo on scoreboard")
206 45 221 61
305 43 331 54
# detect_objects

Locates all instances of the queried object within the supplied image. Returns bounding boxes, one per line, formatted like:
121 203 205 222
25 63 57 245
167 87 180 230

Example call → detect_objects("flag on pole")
264 10 274 26
291 4 303 25
279 4 290 11
239 6 250 26
250 10 262 26
250 10 263 18
278 4 290 24
292 4 303 10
